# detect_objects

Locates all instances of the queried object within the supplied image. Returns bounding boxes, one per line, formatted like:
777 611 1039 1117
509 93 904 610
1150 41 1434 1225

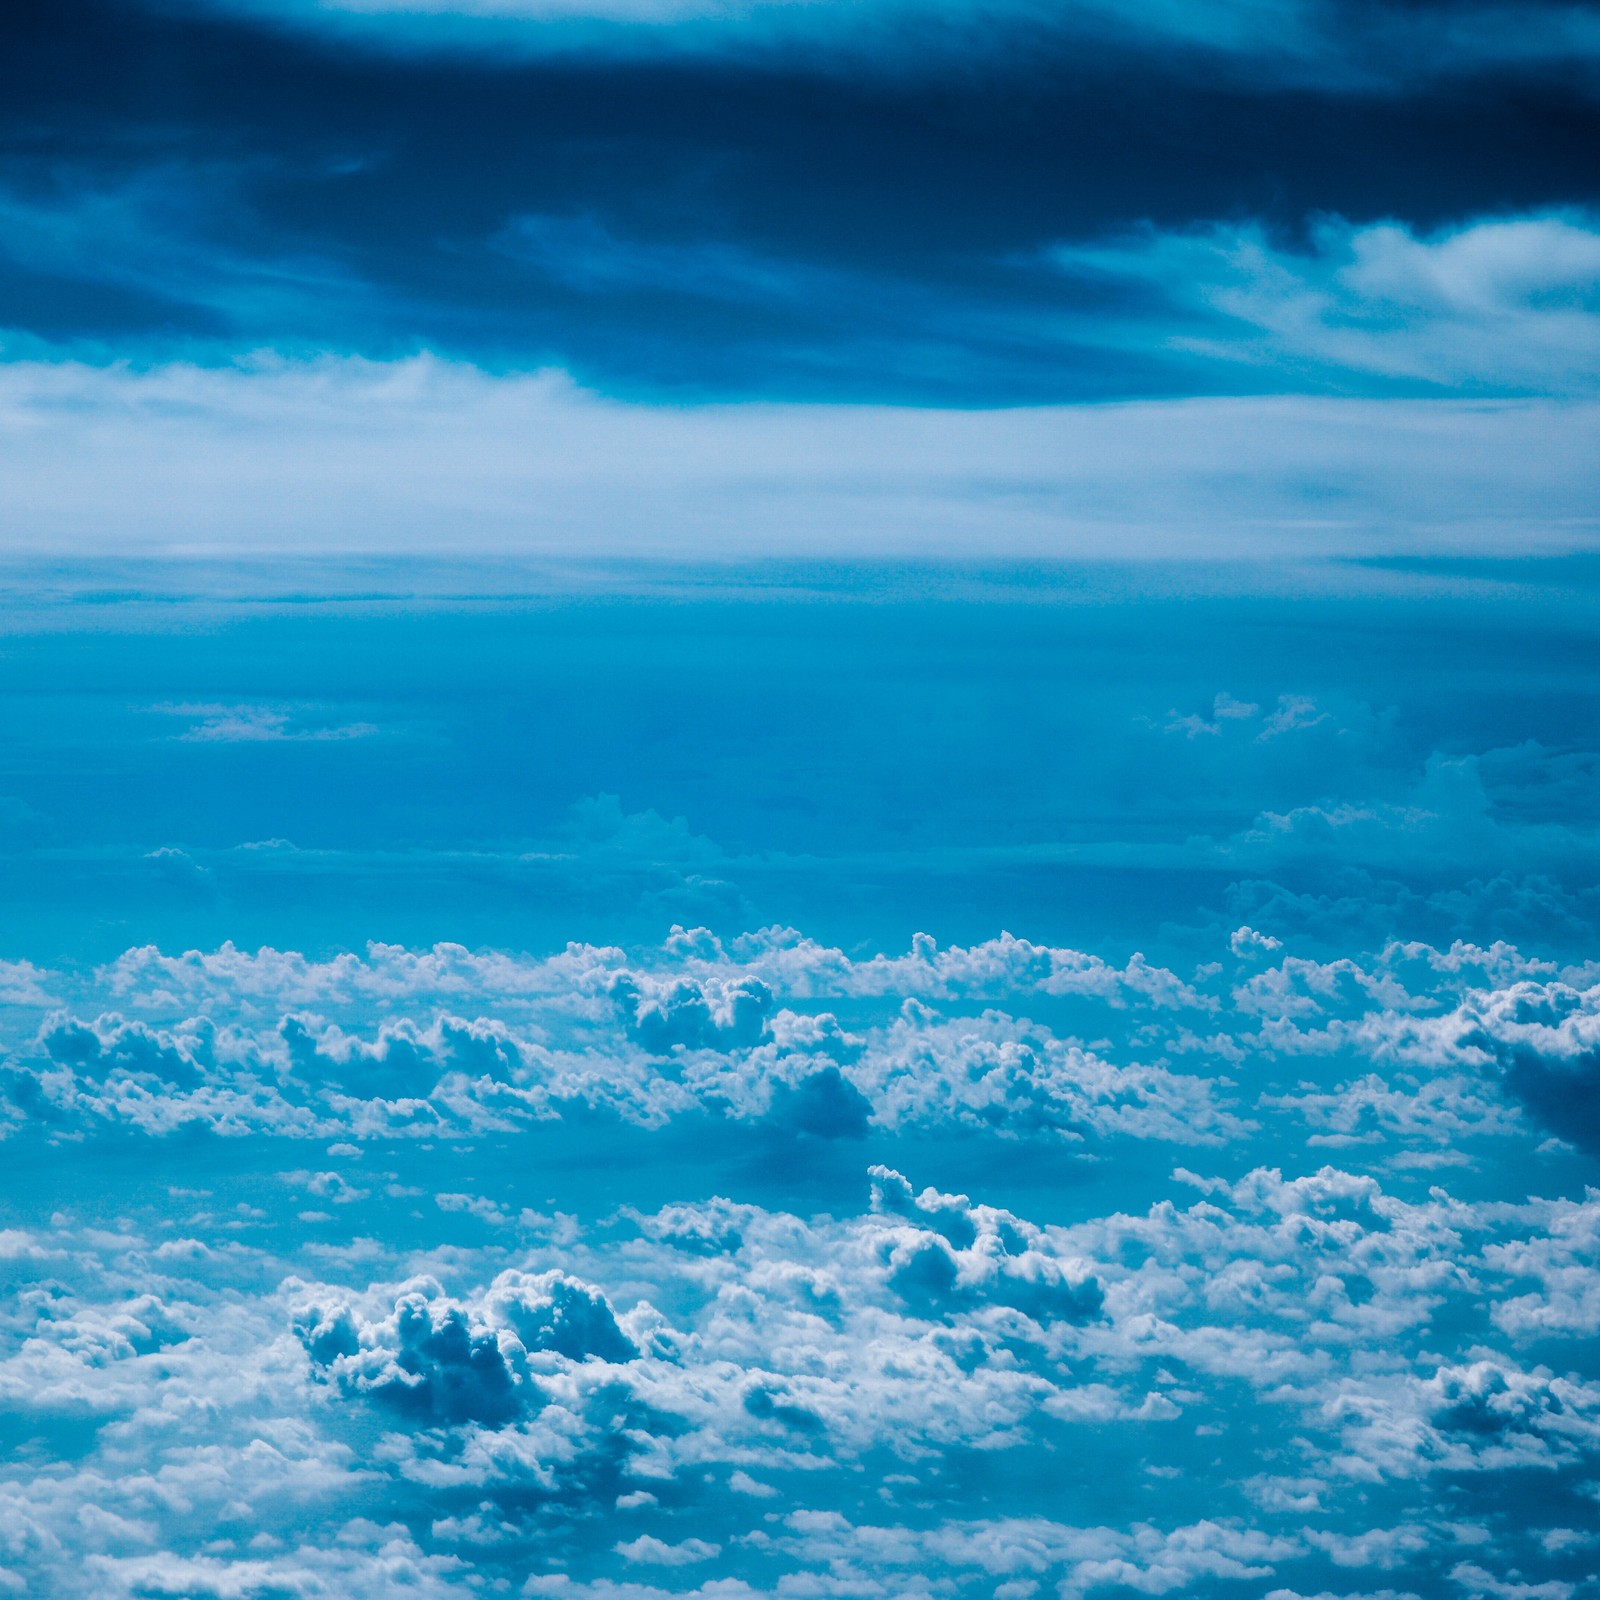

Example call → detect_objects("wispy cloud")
1046 212 1600 395
8 160 1597 403
495 212 820 303
156 704 381 743
0 168 370 343
167 0 1600 88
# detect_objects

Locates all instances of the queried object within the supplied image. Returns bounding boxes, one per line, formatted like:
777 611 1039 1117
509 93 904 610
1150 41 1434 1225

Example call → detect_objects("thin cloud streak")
163 0 1600 88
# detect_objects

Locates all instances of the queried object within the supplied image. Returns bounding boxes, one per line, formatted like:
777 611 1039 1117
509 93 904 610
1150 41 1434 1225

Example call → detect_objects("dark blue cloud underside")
3 0 1599 395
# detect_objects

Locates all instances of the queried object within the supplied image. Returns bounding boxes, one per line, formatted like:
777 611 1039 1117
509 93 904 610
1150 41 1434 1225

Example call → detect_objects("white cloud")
162 704 380 743
614 1537 721 1565
6 923 1600 1155
0 356 1594 561
8 924 1600 1599
1050 213 1600 395
5 1132 1600 1595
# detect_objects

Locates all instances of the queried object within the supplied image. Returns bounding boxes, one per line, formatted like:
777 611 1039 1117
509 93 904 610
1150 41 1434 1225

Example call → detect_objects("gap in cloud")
0 568 1593 972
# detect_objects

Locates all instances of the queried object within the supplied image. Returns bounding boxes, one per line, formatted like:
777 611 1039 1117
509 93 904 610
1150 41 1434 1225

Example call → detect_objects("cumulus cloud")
2 924 1599 1593
296 1269 637 1428
1328 1358 1600 1479
1 926 1260 1142
2 1140 1599 1595
869 1166 1104 1322
6 924 1600 1160
611 972 775 1055
486 1270 640 1364
1450 976 1600 1151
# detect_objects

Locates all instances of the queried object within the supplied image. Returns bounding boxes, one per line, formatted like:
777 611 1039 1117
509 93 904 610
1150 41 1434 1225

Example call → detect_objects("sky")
1 3 1599 1599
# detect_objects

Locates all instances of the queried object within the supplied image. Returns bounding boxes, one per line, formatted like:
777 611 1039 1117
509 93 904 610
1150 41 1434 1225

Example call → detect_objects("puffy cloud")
611 974 774 1055
1232 925 1285 956
296 1268 638 1426
39 1012 212 1087
762 1066 872 1139
614 1536 720 1565
6 922 1600 1593
4 1148 1600 1596
0 927 1249 1143
1324 1359 1600 1479
10 924 1600 1169
485 1271 640 1365
1456 978 1600 1151
1484 1194 1600 1337
869 1166 1104 1323
751 1509 1300 1596
309 1284 526 1427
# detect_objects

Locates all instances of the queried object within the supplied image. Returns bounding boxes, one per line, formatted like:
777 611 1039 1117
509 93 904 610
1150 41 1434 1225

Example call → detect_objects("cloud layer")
1 1 1597 1593
6 922 1598 1154
4 1 1598 403
2 356 1596 559
3 919 1600 1596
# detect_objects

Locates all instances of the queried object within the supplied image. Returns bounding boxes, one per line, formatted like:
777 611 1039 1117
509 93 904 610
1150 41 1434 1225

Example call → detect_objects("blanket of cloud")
5 918 1600 1598
0 567 1597 1597
4 0 1600 1591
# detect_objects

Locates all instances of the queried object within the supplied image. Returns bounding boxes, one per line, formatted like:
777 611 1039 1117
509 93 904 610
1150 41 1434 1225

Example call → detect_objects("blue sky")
1 3 1599 1599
